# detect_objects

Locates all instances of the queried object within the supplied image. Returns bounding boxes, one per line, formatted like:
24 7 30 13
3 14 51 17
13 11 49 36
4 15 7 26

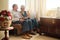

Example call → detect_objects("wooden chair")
9 24 22 35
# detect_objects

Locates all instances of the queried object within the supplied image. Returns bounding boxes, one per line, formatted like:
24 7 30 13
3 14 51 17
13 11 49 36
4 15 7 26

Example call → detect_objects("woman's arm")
25 11 30 18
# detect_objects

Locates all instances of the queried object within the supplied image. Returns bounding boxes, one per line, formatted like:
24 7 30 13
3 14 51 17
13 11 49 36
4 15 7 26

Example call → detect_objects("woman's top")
21 11 27 17
20 11 28 20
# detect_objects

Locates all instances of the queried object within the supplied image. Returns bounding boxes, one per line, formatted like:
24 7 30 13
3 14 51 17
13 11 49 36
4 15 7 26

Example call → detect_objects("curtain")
25 0 46 20
0 0 8 11
8 0 46 20
25 0 41 20
8 0 46 19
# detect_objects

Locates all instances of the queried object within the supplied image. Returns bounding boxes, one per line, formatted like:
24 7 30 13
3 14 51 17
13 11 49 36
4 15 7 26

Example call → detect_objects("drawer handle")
52 20 55 24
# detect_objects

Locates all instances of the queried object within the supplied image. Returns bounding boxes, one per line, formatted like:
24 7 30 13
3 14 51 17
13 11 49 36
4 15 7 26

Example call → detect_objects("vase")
1 20 12 28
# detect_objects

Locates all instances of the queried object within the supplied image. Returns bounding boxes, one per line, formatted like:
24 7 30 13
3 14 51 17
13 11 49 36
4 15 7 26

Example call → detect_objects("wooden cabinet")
40 17 60 37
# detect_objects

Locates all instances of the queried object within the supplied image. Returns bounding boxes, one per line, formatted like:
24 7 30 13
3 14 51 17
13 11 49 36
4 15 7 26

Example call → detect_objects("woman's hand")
24 17 28 19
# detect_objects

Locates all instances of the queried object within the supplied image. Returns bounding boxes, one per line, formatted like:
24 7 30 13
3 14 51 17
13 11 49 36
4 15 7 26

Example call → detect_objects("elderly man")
11 4 31 39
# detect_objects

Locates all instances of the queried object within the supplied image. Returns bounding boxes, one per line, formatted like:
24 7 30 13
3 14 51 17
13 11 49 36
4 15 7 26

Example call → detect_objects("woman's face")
21 6 25 11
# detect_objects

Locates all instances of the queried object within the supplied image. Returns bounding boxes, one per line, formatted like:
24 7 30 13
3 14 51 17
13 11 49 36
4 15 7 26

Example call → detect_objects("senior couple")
11 4 38 39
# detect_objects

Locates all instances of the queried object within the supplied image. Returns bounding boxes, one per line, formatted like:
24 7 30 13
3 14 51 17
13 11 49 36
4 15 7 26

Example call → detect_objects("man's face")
13 5 18 10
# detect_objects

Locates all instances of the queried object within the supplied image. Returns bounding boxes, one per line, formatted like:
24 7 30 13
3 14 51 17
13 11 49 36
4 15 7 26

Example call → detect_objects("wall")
0 0 9 40
0 0 8 11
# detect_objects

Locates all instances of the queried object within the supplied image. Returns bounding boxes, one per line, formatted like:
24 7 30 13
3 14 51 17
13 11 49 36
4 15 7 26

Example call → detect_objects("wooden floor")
9 34 60 40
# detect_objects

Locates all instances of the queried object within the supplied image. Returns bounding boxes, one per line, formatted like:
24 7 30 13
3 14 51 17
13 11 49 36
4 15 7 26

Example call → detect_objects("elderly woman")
11 4 31 39
20 5 36 35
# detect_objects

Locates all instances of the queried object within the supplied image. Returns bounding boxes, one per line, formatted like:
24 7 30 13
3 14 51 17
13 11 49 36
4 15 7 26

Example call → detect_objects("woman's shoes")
30 32 36 35
21 34 31 39
26 33 32 38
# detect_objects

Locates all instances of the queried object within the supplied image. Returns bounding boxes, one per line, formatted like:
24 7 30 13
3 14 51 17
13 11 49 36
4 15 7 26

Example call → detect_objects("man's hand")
19 18 25 22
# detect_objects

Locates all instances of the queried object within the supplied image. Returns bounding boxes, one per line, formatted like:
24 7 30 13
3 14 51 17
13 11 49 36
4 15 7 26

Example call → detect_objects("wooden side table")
0 27 14 40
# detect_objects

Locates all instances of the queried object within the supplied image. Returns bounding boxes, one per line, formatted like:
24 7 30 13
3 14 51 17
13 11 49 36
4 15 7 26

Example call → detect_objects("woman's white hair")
21 5 25 8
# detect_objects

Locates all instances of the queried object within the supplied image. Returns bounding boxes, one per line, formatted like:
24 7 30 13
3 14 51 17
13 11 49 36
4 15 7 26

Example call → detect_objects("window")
8 0 25 10
46 0 60 10
46 0 60 18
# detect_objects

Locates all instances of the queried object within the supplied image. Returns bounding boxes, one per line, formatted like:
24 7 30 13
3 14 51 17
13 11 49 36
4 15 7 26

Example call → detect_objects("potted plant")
0 10 12 28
